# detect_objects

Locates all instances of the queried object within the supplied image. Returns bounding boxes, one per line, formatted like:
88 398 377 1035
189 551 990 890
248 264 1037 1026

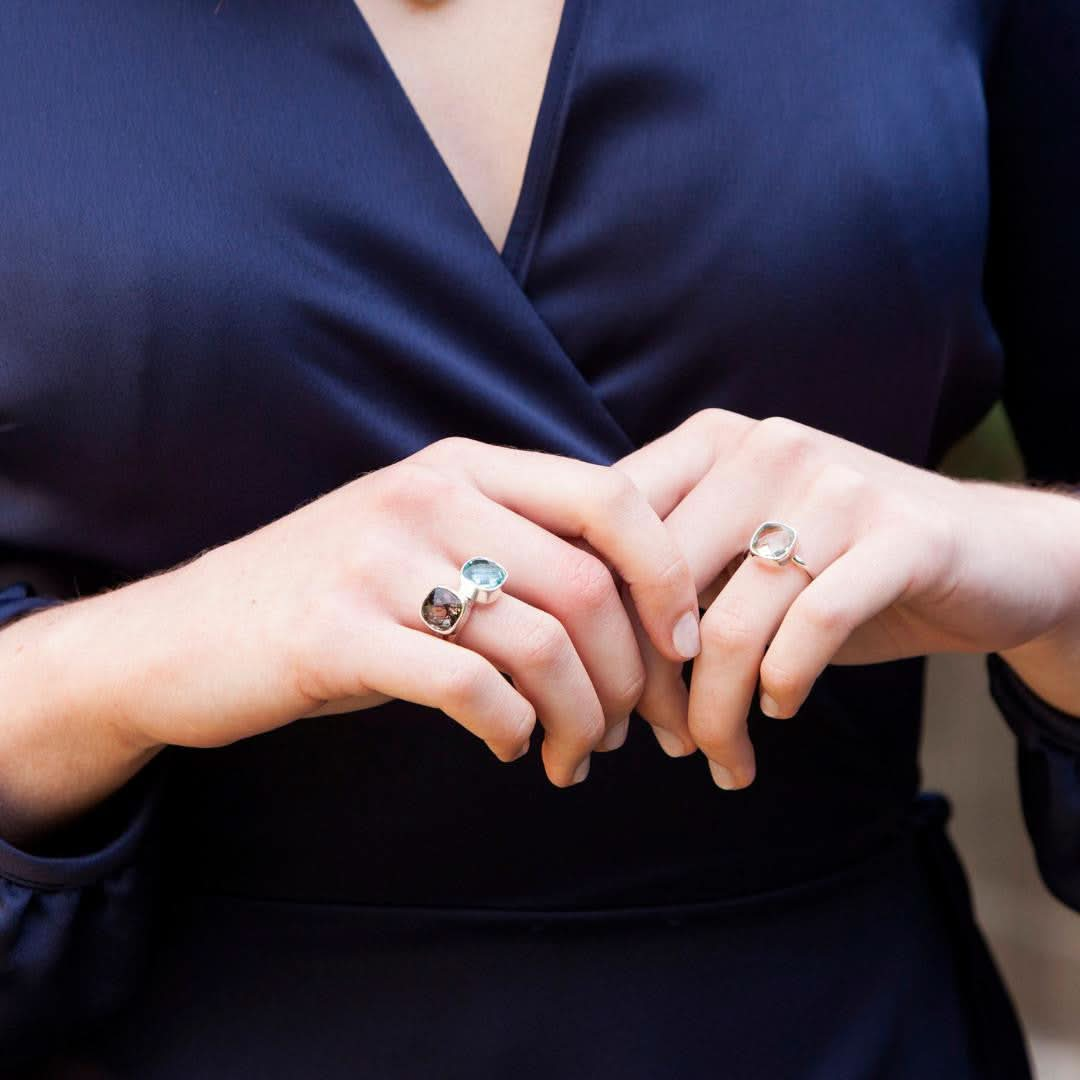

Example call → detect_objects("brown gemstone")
421 586 464 632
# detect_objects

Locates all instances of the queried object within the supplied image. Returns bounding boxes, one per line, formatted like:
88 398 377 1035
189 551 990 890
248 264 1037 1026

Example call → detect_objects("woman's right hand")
52 437 702 793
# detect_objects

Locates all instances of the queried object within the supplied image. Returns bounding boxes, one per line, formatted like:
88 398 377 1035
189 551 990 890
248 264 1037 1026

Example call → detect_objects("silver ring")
457 556 508 605
420 556 508 639
747 521 813 578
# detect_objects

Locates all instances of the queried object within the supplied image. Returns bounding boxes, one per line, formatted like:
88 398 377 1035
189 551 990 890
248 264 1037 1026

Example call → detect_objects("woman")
1 0 1077 1075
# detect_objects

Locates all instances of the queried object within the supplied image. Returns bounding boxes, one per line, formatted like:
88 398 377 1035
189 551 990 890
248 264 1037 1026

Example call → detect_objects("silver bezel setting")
458 556 508 605
747 521 812 577
748 521 798 563
420 557 509 639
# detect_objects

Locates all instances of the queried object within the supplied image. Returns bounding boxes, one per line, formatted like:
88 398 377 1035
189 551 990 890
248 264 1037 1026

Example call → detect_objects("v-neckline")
340 0 586 284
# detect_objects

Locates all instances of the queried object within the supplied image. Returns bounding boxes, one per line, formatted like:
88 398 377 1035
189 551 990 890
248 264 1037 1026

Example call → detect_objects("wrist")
988 482 1080 716
33 578 172 756
0 589 164 845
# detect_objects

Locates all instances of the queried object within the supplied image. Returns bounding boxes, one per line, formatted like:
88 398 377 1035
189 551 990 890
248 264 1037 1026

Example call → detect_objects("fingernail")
708 760 738 790
571 756 591 784
598 717 629 751
673 610 701 659
759 694 781 718
653 726 690 757
510 740 531 761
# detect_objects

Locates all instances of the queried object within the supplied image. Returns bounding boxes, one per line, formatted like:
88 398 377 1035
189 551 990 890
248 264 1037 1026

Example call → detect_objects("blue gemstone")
461 557 507 590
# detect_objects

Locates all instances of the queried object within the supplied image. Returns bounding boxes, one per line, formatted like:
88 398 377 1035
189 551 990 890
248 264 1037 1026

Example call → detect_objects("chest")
353 0 566 256
0 0 1003 499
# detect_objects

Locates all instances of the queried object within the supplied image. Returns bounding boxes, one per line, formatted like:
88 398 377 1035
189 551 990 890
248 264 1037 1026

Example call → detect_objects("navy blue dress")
2 2 1078 1076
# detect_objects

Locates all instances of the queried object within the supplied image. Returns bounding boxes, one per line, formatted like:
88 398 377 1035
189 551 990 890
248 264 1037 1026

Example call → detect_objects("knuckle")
517 611 572 671
652 549 693 592
756 414 800 438
694 406 729 432
439 655 490 712
615 664 648 713
747 415 815 468
700 603 759 652
686 713 724 756
553 706 606 756
415 435 476 464
504 706 537 748
690 406 743 444
758 657 803 703
597 467 642 517
798 593 850 637
809 463 868 509
578 708 608 749
369 460 451 512
565 552 618 615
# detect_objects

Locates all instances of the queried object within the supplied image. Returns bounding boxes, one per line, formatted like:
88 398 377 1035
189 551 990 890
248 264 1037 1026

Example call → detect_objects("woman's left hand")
612 408 1080 789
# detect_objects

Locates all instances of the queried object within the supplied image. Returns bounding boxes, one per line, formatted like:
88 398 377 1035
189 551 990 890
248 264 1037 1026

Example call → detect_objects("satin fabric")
1 1 1078 1075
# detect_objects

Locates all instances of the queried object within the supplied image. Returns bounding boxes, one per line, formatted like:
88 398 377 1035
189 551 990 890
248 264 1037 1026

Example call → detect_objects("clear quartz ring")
420 556 508 638
747 521 813 578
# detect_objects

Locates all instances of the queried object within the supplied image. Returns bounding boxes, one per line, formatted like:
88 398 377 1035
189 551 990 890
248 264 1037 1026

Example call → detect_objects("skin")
3 4 1078 844
356 0 566 256
613 409 1080 789
349 0 1080 784
5 411 1079 844
0 441 701 845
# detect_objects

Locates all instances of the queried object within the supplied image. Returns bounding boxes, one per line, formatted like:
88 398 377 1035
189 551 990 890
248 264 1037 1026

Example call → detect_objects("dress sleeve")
0 581 163 1066
981 0 1080 912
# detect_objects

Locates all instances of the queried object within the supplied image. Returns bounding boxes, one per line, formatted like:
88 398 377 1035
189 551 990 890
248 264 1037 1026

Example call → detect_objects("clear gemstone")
750 523 796 561
461 557 507 590
421 586 464 632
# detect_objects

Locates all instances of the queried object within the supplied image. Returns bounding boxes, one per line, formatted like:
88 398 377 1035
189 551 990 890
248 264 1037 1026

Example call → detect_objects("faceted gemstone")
461 557 507 590
750 522 796 561
421 586 464 632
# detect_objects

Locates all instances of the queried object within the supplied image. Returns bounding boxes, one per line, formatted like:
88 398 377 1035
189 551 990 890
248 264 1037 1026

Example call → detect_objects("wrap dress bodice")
2 2 1078 1076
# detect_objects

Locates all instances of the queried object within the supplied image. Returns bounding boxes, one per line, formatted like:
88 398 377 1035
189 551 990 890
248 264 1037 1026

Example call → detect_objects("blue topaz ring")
456 556 508 605
747 521 813 578
420 556 508 638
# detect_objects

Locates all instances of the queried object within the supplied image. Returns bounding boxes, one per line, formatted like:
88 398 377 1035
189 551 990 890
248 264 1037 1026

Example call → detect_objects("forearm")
0 577 169 848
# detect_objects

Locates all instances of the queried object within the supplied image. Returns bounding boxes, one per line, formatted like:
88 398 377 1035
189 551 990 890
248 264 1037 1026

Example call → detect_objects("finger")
691 555 808 788
564 537 694 755
698 551 744 611
418 483 649 746
619 578 695 756
357 620 537 763
420 439 702 664
662 460 788 595
656 417 851 597
759 535 909 719
613 409 756 514
440 591 607 787
691 468 866 788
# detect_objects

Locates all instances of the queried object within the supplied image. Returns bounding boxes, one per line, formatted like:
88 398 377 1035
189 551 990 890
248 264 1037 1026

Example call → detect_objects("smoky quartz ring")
420 556 509 639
